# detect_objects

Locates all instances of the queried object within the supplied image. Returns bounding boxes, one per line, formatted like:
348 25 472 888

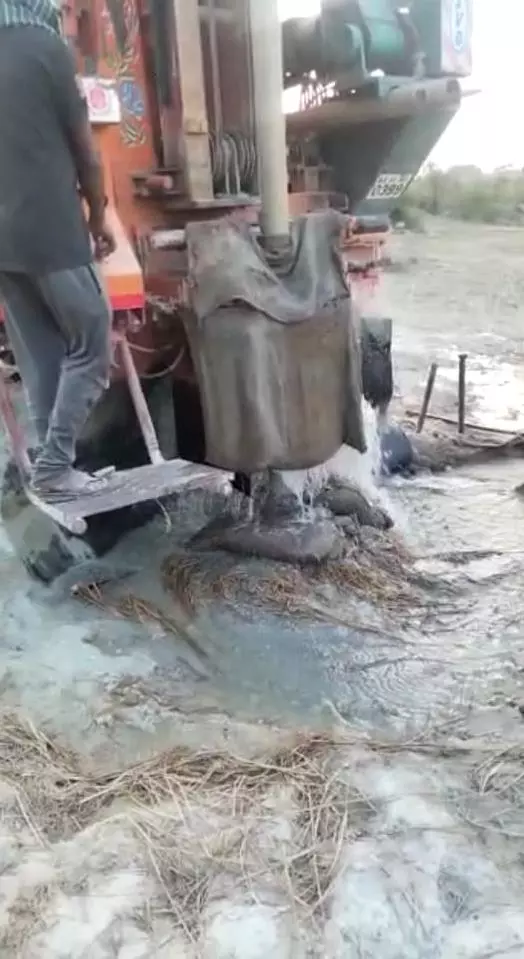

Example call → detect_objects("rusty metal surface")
286 78 465 134
199 0 253 135
172 0 213 202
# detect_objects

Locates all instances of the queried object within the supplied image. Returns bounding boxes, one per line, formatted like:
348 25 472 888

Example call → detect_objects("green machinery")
284 0 473 217
283 0 472 89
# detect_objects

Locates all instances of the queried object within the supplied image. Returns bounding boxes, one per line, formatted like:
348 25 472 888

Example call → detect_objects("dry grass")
2 713 524 949
2 883 54 956
74 530 441 655
312 535 419 609
163 554 314 620
0 715 372 936
462 747 524 840
156 531 425 627
76 582 185 634
75 579 216 667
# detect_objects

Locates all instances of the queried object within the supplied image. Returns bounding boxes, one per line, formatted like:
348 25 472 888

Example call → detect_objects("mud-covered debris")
317 478 393 531
202 517 345 564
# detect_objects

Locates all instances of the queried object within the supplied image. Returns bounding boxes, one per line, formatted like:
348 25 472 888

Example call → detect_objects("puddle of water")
2 400 524 751
438 353 524 431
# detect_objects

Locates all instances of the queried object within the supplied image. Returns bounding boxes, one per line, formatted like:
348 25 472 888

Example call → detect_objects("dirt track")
2 219 524 957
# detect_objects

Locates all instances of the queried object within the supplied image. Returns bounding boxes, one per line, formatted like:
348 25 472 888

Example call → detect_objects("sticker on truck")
441 0 473 75
451 0 468 52
366 174 413 201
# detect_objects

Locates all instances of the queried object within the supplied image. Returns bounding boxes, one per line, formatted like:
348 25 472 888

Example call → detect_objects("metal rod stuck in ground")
458 353 467 434
416 362 438 433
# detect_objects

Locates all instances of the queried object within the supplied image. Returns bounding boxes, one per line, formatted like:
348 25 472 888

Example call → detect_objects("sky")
278 0 521 172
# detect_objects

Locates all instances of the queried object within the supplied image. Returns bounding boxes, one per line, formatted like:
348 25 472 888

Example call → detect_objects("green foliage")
395 165 524 226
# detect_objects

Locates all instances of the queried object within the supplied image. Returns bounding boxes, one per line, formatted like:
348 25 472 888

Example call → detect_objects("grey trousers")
0 265 111 482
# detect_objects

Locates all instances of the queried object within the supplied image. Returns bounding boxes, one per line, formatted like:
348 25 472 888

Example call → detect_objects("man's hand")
89 217 116 261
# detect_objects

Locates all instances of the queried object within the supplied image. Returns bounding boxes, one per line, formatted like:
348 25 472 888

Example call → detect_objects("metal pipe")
416 362 438 434
248 0 289 248
117 333 165 465
0 367 32 477
406 410 515 438
458 353 467 435
207 0 223 134
172 0 214 202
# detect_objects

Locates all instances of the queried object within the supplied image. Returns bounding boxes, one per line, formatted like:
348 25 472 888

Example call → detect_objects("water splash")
278 400 387 512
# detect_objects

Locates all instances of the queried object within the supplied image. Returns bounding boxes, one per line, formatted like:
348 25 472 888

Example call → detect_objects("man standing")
0 0 117 499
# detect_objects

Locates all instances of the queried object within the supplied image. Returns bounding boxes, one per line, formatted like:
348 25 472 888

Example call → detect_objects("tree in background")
395 165 524 226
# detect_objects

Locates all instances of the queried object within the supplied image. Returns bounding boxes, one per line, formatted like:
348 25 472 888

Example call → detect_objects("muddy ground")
2 218 524 957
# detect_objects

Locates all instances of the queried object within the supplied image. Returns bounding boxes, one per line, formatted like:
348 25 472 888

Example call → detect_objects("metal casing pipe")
248 0 289 246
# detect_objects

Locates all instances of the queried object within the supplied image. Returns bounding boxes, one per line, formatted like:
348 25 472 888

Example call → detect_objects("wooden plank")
27 461 231 536
26 490 88 536
172 0 214 202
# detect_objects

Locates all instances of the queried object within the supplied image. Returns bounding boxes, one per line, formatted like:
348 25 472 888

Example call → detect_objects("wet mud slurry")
3 429 524 955
1 223 524 752
2 220 524 956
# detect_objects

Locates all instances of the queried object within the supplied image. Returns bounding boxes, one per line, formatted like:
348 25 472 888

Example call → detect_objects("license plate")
367 174 413 200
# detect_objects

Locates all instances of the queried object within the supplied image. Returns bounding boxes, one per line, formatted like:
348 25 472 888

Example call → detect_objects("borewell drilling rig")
0 0 473 582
